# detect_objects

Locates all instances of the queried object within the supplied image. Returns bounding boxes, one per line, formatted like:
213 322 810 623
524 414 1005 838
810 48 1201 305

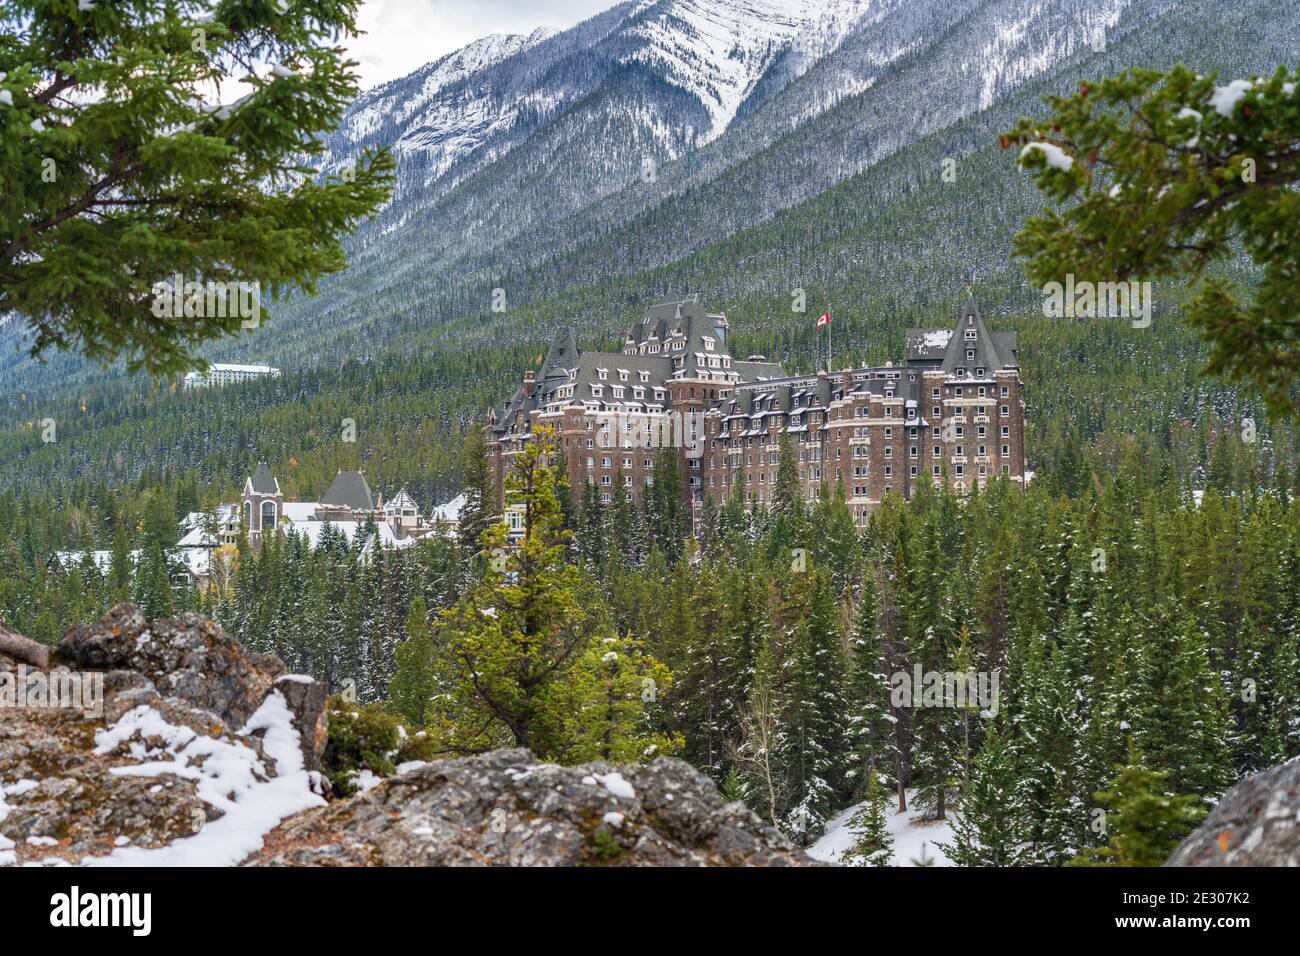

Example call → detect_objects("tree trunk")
0 623 51 669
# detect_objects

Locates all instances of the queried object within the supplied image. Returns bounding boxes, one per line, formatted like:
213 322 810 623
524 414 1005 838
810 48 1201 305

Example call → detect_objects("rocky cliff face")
1 606 811 867
1166 759 1300 867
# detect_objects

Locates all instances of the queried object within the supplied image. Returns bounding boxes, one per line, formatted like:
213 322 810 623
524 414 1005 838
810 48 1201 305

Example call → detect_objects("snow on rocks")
595 771 636 800
82 691 324 867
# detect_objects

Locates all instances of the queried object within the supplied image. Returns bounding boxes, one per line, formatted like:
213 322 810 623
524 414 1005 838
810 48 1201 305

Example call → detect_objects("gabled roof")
386 487 419 512
321 471 378 511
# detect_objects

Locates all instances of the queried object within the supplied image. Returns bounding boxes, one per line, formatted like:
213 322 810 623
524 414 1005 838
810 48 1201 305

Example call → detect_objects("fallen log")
0 622 51 669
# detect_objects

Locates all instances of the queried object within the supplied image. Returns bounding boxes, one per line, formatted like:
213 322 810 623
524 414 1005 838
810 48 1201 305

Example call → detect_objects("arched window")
261 500 276 531
244 499 252 529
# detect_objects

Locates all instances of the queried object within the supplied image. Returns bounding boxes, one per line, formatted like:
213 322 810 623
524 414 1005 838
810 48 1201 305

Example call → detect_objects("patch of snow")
595 771 636 800
602 811 625 828
81 692 324 866
1020 141 1073 172
1210 79 1252 117
808 790 955 866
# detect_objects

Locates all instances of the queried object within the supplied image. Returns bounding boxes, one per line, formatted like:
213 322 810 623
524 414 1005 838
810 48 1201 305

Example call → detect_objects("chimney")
522 369 536 398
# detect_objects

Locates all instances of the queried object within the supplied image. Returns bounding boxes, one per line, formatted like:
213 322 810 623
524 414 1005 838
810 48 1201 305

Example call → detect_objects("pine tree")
843 769 894 867
846 572 895 797
0 0 394 374
456 427 494 555
1069 745 1207 867
943 718 1024 866
388 595 436 727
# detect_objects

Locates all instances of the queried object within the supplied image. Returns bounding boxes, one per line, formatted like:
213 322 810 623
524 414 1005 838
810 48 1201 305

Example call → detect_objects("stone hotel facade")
489 294 1026 528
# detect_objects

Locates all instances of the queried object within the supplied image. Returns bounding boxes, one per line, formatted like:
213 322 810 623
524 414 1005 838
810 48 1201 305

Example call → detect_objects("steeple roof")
321 471 378 511
247 462 279 495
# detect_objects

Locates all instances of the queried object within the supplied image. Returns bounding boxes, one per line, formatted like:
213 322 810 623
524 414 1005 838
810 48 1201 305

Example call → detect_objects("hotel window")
933 465 941 477
978 445 986 456
884 465 892 477
1002 464 1010 475
933 406 941 418
597 368 607 380
965 330 976 341
932 445 941 458
1001 425 1010 437
910 445 918 459
956 445 964 456
1001 405 1009 416
966 349 975 362
612 386 624 398
1001 385 1009 397
1002 444 1010 457
601 475 611 486
978 386 986 397
978 426 986 438
932 387 940 398
618 369 629 381
910 465 918 476
955 465 964 477
884 427 892 438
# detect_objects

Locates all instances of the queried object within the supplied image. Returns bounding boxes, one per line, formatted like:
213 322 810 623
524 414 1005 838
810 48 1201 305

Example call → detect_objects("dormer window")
965 330 977 341
966 349 975 362
597 368 608 381
618 369 629 381
703 336 715 351
639 370 649 383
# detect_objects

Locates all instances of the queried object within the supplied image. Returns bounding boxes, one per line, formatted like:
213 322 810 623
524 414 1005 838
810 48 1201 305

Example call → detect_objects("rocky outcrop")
2 607 812 867
244 747 815 867
0 605 329 865
57 604 327 769
1166 759 1300 866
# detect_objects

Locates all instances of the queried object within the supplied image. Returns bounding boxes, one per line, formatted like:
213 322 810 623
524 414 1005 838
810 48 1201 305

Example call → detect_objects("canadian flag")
817 311 830 328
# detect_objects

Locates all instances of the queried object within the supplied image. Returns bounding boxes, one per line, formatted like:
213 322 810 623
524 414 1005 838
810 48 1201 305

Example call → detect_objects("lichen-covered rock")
1 605 330 865
243 748 816 867
1166 759 1300 866
57 604 327 771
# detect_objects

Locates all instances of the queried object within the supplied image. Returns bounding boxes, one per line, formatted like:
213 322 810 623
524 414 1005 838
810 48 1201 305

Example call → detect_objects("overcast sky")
348 0 618 89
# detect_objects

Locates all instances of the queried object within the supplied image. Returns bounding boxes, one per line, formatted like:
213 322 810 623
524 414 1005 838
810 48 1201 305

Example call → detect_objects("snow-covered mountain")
318 0 1165 287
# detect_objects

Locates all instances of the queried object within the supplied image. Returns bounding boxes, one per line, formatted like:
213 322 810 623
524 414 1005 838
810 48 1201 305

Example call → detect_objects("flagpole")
828 313 833 372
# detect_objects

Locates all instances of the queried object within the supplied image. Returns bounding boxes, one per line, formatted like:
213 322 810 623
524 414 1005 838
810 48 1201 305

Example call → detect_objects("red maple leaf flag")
817 311 830 328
